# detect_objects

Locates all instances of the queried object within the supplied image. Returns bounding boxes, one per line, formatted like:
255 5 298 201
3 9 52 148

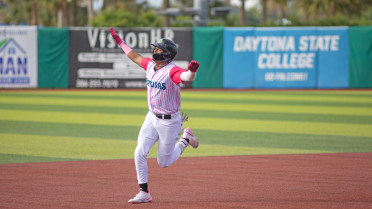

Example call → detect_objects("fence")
1 26 371 89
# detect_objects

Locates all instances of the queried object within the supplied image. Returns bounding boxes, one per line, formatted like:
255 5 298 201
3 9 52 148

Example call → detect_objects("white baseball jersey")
135 58 187 184
141 58 186 115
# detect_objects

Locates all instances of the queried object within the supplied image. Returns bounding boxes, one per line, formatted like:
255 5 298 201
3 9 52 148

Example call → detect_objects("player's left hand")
110 28 123 45
188 60 199 72
181 112 188 122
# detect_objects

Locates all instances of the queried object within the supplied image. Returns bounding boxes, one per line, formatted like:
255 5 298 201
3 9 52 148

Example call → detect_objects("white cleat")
182 128 199 149
128 190 152 204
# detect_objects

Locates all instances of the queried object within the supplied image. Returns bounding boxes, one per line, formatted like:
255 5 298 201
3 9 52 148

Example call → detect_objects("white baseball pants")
135 111 183 184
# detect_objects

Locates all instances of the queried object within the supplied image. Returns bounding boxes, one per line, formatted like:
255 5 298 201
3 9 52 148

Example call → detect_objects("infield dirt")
1 153 371 209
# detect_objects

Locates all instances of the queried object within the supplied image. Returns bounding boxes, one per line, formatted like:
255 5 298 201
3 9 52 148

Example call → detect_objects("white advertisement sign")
0 26 38 88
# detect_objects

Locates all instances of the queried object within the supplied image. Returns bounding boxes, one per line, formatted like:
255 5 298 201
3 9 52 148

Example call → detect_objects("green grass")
0 89 372 164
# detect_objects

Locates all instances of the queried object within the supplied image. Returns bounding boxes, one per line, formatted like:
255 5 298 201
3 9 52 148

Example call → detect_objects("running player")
110 28 200 204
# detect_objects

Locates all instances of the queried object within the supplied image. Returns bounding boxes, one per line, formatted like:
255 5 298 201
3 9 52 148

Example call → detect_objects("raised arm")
110 28 143 67
180 60 200 82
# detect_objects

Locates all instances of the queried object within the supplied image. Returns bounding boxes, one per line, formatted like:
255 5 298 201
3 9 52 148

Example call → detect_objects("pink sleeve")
141 58 153 70
170 66 187 84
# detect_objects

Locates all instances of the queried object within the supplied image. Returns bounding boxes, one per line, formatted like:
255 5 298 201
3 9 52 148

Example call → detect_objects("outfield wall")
349 26 372 88
0 26 371 89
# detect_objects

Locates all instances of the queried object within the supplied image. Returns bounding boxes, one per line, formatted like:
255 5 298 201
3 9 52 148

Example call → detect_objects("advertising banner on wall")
253 27 318 88
317 27 349 88
0 26 38 88
69 27 192 88
224 27 349 88
224 28 255 88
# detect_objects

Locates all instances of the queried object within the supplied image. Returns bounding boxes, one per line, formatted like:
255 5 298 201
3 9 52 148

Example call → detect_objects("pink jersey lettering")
142 58 187 114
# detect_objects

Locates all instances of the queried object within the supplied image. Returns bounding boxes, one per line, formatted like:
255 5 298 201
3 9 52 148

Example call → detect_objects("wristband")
120 42 133 54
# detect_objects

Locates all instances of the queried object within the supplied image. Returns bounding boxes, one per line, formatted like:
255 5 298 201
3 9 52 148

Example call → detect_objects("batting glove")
188 60 200 72
110 28 123 45
181 112 189 122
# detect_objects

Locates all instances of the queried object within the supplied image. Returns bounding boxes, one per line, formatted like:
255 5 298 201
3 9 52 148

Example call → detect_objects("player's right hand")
110 28 123 45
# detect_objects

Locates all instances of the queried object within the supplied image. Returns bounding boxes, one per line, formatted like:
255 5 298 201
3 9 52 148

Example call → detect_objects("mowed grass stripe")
238 90 372 97
2 120 371 153
0 120 140 140
0 96 148 109
0 133 138 160
183 90 372 98
185 109 372 124
0 90 147 97
0 103 148 116
0 133 334 164
190 116 372 137
0 154 82 164
0 109 144 126
183 97 372 108
1 96 372 116
186 102 372 116
2 89 372 101
0 92 147 102
1 103 372 125
2 91 372 107
181 92 372 104
1 109 371 137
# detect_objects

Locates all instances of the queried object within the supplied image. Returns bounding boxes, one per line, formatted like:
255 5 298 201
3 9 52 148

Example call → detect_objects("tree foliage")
2 0 31 25
1 0 87 26
231 0 372 26
92 7 162 27
299 0 369 19
285 0 372 26
0 0 371 27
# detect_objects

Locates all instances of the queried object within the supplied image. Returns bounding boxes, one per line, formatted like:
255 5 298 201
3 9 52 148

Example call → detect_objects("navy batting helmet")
151 38 178 61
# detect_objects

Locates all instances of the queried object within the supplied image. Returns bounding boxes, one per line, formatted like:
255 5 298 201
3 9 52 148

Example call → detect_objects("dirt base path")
1 153 372 209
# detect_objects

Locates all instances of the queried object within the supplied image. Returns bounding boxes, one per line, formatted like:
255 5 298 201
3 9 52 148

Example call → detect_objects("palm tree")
276 0 287 20
239 0 245 25
103 0 118 10
174 0 192 7
71 0 78 26
162 0 170 27
261 0 267 23
57 0 68 27
30 0 37 25
86 0 93 26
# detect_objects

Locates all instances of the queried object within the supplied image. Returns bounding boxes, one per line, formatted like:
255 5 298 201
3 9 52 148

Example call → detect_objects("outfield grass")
0 89 372 164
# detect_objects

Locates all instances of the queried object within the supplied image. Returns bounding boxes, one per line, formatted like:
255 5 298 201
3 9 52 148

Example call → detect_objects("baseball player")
110 28 200 204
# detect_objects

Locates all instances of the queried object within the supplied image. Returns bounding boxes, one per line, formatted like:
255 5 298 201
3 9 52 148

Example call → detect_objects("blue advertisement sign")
254 27 318 88
317 27 349 88
223 27 349 89
223 28 255 88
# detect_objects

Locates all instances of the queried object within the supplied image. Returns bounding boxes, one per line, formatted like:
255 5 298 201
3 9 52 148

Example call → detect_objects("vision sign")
69 27 192 88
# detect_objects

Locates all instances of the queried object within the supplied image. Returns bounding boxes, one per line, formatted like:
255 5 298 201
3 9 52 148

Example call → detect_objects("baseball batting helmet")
151 38 178 61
